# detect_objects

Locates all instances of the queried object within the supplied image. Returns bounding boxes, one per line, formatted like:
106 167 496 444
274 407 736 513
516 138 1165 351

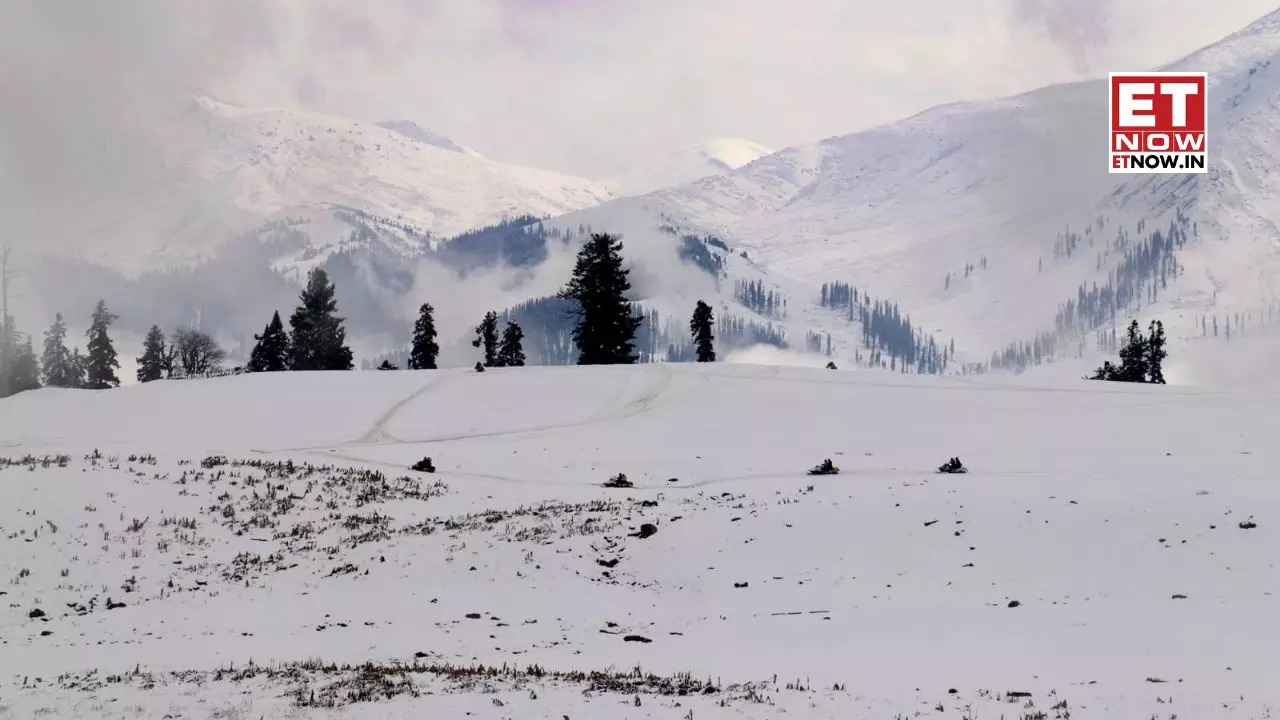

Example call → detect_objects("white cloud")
190 0 1273 176
0 0 1273 217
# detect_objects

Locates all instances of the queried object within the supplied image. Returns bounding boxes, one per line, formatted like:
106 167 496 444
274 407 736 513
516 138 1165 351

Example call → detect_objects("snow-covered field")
2 363 1278 718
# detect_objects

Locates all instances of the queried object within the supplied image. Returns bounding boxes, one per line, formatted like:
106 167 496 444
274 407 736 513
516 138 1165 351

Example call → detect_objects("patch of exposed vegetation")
50 659 728 709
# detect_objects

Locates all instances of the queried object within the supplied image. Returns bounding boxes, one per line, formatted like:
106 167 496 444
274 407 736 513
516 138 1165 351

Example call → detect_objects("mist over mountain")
4 8 1278 387
602 139 774 197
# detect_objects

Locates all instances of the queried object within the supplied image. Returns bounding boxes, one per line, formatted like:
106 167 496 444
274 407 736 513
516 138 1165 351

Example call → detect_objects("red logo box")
1108 72 1207 174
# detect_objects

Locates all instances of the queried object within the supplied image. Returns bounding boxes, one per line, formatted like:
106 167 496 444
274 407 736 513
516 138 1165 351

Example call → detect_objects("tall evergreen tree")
1115 320 1148 382
690 300 716 362
247 311 290 372
84 299 120 389
558 233 643 365
288 269 353 371
68 347 88 388
0 315 11 398
0 314 41 397
497 321 526 367
1145 319 1167 384
472 311 499 367
136 326 168 383
408 303 440 370
8 336 40 394
40 313 77 388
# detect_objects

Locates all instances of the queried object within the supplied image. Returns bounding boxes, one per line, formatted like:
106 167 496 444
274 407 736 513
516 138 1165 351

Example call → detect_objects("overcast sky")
2 0 1275 182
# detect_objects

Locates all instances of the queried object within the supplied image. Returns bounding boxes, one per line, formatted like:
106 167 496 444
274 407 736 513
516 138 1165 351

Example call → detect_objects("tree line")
984 212 1190 375
1 232 721 398
735 278 787 320
1 301 125 394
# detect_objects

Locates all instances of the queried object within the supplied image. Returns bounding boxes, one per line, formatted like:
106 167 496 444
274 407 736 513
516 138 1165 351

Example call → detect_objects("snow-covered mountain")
549 7 1280 378
375 120 480 156
50 98 615 275
14 11 1279 385
603 138 774 197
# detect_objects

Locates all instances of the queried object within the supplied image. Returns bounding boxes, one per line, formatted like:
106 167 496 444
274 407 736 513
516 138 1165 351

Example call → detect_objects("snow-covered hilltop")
189 97 616 261
375 120 481 156
55 98 616 274
603 138 774 197
554 7 1280 375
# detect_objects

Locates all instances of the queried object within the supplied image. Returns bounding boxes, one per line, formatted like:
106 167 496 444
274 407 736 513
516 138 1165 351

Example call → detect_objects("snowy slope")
54 98 615 275
2 364 1279 718
603 138 774 197
551 8 1280 375
376 120 481 156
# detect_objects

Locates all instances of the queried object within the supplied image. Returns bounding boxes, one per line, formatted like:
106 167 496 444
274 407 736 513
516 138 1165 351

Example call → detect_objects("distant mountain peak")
376 120 477 156
604 138 774 197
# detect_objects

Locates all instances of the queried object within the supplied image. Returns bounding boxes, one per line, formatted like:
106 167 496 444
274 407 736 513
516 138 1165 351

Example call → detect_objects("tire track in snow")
357 373 455 444
252 364 684 457
251 373 452 454
335 363 680 449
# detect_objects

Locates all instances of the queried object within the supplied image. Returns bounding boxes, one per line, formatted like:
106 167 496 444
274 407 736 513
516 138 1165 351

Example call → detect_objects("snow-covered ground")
2 363 1278 718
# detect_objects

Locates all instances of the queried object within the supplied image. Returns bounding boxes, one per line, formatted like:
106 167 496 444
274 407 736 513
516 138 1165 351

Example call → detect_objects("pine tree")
472 311 499 367
40 313 77 388
247 311 290 372
288 269 353 371
8 336 40 393
84 299 120 389
0 316 10 399
136 326 168 383
497 321 526 367
68 347 88 388
408 303 440 370
558 233 643 365
690 300 715 362
1115 320 1148 382
1090 318 1169 384
1145 319 1167 384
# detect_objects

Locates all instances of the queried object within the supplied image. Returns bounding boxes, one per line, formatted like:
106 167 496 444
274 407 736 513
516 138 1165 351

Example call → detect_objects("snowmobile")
807 458 839 476
603 472 634 488
937 457 967 474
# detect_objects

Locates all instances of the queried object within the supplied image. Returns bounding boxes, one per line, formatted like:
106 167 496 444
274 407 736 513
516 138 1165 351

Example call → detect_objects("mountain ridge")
541 7 1280 377
13 9 1280 385
602 138 774 197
